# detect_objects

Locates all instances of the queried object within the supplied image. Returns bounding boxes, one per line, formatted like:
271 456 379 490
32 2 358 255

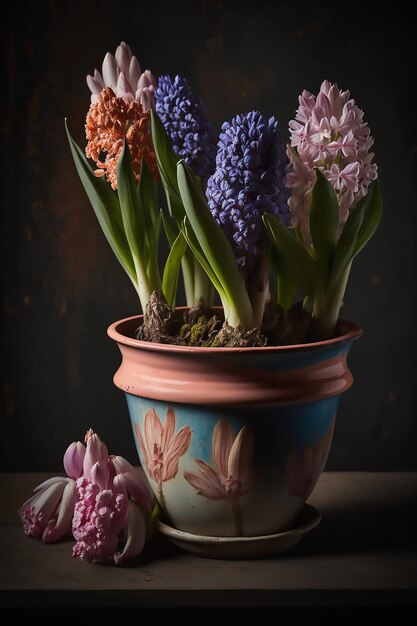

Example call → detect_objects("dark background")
1 0 415 471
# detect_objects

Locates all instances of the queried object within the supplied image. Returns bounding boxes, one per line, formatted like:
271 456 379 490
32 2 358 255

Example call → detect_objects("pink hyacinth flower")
63 441 85 479
114 500 147 565
72 477 127 564
286 421 335 501
20 476 76 543
184 419 256 501
287 80 378 244
83 430 109 483
86 41 157 110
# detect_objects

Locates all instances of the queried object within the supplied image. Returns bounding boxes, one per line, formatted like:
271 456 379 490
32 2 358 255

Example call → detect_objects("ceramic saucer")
157 504 321 559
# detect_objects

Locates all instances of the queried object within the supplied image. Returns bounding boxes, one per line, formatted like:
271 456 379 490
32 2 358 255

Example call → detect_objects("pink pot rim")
107 308 363 354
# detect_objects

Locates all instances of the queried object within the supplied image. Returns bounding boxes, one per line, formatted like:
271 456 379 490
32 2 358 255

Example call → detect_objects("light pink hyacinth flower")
287 80 378 244
72 430 153 565
20 429 152 565
184 419 257 535
86 41 157 110
134 407 192 507
286 420 335 501
20 439 85 542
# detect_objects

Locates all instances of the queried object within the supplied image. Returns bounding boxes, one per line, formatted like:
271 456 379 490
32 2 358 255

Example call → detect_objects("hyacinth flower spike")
263 80 382 338
174 109 290 338
72 430 154 565
151 76 216 307
69 48 186 314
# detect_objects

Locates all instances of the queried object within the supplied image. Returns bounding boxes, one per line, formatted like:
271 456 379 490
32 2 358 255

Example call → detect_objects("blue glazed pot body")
108 316 361 537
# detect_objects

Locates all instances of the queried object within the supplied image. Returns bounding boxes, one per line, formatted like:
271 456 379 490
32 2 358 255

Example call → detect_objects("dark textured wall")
1 0 415 471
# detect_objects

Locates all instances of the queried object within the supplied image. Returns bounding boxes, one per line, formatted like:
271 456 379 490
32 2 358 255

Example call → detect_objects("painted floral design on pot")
134 407 191 509
109 315 362 537
286 420 335 501
184 418 256 535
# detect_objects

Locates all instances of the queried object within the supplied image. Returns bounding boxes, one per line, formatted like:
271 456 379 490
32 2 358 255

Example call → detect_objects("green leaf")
161 210 197 305
327 195 366 293
180 218 227 303
151 110 179 191
352 181 383 258
310 169 340 281
151 110 185 223
160 209 177 247
117 140 145 260
263 213 324 300
65 120 136 282
268 246 297 312
162 231 187 309
177 161 253 327
138 160 161 290
139 160 159 243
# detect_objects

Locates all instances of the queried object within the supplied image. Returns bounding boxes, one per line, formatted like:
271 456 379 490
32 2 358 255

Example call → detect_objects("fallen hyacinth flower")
20 440 85 543
20 429 154 565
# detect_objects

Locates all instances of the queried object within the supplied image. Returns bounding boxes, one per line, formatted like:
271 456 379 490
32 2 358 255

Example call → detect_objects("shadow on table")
297 491 417 556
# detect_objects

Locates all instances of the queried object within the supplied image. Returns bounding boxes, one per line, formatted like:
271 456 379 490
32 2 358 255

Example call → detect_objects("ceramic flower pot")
108 314 361 539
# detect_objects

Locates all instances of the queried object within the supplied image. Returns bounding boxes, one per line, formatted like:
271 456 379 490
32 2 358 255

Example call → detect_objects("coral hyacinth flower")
134 407 192 507
85 87 158 189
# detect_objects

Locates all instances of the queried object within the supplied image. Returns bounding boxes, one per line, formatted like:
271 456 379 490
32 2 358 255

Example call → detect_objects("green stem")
132 254 152 312
314 261 352 338
146 250 162 294
220 297 253 330
181 251 195 307
247 254 269 329
193 258 211 305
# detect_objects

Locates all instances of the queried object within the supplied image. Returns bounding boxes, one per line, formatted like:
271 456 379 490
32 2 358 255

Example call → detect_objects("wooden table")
1 472 416 611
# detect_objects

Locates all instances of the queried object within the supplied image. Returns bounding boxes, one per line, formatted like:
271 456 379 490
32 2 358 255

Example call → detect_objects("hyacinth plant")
264 80 382 337
67 42 216 321
67 42 189 316
68 40 382 345
152 110 290 337
153 74 216 307
153 81 382 340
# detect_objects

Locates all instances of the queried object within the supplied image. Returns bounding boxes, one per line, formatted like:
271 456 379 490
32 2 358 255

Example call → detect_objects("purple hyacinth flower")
206 111 290 272
155 75 216 181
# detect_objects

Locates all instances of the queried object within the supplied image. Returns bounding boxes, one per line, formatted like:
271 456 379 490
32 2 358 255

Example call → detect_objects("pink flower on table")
286 420 335 501
134 407 192 493
287 80 378 244
20 475 77 543
72 431 153 564
72 477 127 564
184 419 257 535
20 437 85 542
83 430 109 483
63 441 85 479
20 428 153 565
